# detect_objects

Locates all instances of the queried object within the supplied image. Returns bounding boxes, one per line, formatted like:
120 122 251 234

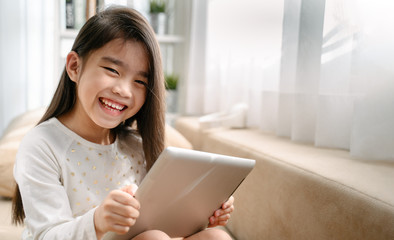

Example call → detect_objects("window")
184 0 394 161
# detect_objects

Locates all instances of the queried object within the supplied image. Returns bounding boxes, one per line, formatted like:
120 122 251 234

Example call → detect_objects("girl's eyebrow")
101 56 124 67
101 56 149 78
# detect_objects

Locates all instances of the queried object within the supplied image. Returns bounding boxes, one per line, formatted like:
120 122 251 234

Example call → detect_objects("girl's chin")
102 122 123 130
93 117 123 130
95 106 125 128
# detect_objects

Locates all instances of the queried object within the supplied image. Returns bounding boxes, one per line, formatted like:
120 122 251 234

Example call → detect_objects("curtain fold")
182 0 208 115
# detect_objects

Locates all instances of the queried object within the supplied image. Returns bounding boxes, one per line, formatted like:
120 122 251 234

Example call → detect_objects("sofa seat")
175 117 394 240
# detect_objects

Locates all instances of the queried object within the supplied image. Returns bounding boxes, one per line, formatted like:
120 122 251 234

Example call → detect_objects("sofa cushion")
0 148 17 198
0 109 44 198
165 124 193 149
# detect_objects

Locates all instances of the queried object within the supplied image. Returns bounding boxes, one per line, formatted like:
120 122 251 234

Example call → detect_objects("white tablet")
103 147 255 239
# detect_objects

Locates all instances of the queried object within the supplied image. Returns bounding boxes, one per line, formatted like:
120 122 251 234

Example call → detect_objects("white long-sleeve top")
14 118 147 240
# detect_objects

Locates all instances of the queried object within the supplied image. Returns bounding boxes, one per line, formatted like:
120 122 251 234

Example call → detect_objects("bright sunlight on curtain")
184 0 394 161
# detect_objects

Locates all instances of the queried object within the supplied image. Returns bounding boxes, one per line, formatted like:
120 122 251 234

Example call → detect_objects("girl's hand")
94 185 140 239
208 196 235 228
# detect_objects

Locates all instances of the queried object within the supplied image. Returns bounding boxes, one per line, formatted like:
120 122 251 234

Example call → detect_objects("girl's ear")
66 51 81 83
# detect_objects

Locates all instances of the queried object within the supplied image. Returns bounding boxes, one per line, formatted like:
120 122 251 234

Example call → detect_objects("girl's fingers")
208 196 235 228
100 190 140 221
110 223 132 235
94 196 140 235
211 213 231 222
214 205 234 217
121 184 139 196
209 216 215 225
102 199 140 220
222 196 234 209
106 211 138 226
215 213 231 222
217 220 229 226
208 214 231 227
111 190 141 210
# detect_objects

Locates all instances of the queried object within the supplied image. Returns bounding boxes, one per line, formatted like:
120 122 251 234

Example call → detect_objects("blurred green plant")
150 0 166 13
165 74 178 90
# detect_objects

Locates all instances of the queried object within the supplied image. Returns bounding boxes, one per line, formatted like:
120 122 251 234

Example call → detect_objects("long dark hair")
12 7 166 225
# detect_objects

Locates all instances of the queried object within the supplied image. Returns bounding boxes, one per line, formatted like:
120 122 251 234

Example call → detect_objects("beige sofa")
175 117 394 240
3 110 394 240
0 108 196 240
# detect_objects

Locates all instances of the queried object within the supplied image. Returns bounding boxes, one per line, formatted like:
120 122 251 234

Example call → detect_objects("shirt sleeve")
14 132 98 240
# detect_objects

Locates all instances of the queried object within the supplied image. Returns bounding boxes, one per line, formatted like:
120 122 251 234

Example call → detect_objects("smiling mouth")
99 98 127 112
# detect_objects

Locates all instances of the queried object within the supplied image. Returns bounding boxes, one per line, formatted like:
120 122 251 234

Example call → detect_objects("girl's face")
68 38 149 131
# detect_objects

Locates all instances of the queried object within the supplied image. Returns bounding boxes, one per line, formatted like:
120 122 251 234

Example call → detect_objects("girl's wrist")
93 209 105 240
95 225 105 240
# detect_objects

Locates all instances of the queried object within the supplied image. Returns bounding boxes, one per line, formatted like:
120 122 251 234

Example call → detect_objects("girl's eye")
103 67 119 75
135 80 148 87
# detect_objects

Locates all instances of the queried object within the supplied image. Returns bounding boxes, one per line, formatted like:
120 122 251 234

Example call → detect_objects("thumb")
121 184 139 196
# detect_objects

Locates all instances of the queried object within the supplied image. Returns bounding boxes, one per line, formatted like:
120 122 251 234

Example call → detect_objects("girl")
12 7 234 240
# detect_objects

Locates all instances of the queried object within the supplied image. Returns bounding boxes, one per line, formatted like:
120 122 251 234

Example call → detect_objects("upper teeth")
102 99 124 110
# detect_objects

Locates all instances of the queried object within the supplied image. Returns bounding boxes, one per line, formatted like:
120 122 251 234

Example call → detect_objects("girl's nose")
112 80 132 98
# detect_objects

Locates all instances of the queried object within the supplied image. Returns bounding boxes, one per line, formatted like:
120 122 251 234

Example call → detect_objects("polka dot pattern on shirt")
63 138 146 217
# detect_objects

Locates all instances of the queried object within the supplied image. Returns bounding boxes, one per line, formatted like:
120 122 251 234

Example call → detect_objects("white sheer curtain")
183 0 284 128
280 0 394 160
346 0 394 160
0 0 55 135
184 0 394 161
